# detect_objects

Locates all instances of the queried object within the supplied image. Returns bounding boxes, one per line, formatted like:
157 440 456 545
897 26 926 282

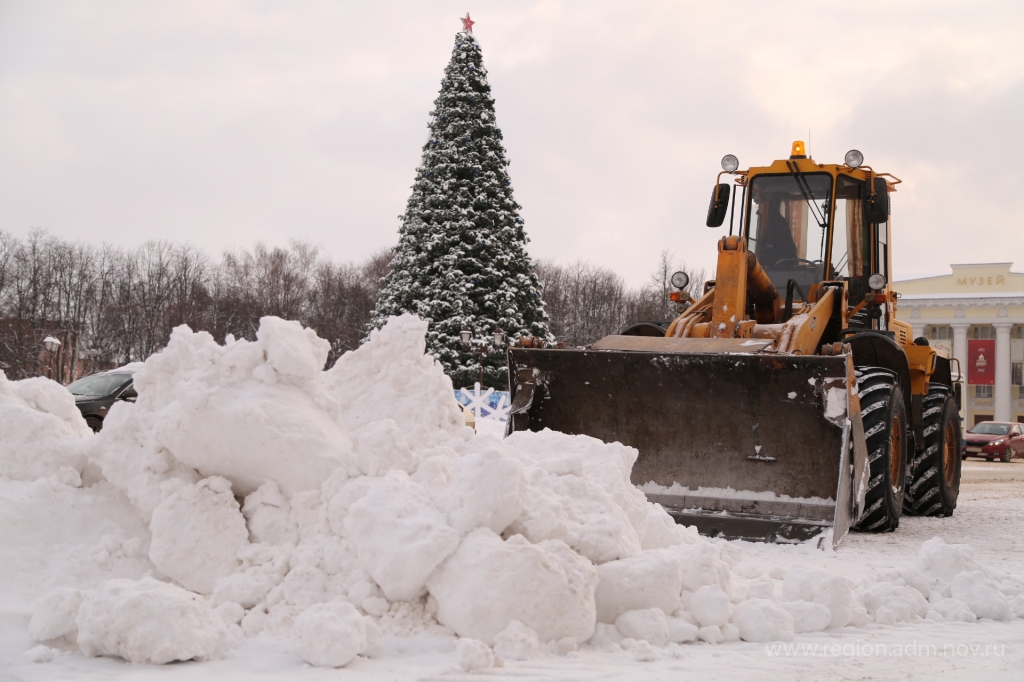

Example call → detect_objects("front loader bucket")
507 336 868 548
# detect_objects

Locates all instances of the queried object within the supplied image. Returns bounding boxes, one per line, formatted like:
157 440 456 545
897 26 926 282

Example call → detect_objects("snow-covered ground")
1 315 1022 681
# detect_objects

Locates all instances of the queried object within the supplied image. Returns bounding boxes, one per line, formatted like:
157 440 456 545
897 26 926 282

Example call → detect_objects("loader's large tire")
853 368 908 533
904 385 961 516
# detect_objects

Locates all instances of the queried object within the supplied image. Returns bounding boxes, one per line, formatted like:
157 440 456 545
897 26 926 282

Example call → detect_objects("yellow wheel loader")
508 142 963 548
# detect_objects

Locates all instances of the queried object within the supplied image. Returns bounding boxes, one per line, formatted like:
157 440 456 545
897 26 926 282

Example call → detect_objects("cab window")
830 175 872 303
746 173 832 294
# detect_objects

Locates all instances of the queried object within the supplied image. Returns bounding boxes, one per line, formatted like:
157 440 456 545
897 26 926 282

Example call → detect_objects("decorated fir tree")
370 16 549 389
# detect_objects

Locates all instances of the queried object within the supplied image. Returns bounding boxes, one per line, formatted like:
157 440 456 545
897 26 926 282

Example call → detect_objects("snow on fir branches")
370 28 550 390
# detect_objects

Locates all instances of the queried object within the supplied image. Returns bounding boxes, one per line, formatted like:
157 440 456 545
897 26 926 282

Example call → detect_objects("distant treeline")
0 229 705 382
0 229 390 381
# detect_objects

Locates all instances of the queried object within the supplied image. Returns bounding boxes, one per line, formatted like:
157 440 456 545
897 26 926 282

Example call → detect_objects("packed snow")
1 313 1022 680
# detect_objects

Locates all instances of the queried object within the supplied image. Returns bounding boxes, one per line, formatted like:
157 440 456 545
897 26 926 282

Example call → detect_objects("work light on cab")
670 271 690 290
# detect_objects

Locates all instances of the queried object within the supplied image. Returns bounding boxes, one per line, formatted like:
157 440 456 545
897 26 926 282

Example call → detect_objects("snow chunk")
861 582 929 623
30 587 91 642
257 316 330 380
292 602 367 668
149 476 249 594
0 373 91 481
25 645 60 663
326 314 464 441
781 601 833 633
241 480 297 545
950 571 1013 621
493 620 540 660
667 617 699 643
733 598 795 642
346 470 459 601
76 578 232 664
440 441 524 534
641 503 697 550
697 625 724 644
504 429 646 563
676 542 733 594
690 585 731 627
427 529 597 645
824 387 847 420
595 549 682 623
456 638 494 671
917 536 981 584
154 378 351 499
929 597 977 623
352 419 420 476
783 564 853 628
91 319 353 519
615 608 669 646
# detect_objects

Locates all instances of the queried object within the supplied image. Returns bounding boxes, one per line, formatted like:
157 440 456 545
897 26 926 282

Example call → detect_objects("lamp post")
42 336 61 380
460 326 506 389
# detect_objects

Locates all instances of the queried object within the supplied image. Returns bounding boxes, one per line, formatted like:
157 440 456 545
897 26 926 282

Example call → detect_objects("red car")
963 421 1024 462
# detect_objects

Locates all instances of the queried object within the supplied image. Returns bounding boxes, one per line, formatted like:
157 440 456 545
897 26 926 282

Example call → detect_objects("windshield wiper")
786 161 828 229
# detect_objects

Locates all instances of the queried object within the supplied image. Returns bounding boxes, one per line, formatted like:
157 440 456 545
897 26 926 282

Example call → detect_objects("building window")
975 385 993 398
927 325 951 340
971 325 995 340
1014 362 1023 386
1015 325 1024 340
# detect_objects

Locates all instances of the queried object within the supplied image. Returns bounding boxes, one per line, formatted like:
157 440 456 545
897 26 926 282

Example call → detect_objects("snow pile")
0 371 92 481
4 313 1023 671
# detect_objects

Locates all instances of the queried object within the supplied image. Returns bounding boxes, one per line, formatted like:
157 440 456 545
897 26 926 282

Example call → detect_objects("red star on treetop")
461 12 475 33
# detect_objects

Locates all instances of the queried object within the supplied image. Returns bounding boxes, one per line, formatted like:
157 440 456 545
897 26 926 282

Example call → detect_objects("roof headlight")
670 271 690 289
845 149 864 168
868 273 887 291
721 154 739 172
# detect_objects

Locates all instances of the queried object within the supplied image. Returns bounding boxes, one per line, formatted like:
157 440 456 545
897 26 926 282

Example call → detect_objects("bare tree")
535 254 708 347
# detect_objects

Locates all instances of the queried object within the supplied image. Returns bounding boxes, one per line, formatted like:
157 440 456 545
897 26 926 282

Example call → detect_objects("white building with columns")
895 263 1024 427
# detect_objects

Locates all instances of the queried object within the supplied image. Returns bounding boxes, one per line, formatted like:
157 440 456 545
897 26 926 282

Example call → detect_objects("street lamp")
42 336 61 380
461 326 507 388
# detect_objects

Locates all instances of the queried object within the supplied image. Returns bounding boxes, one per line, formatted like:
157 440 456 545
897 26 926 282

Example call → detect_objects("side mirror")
706 183 731 227
864 177 889 224
120 387 138 402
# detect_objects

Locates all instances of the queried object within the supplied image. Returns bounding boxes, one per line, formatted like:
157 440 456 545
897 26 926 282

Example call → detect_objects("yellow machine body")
508 143 963 547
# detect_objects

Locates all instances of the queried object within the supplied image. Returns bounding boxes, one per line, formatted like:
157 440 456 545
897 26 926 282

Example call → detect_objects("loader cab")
741 152 893 330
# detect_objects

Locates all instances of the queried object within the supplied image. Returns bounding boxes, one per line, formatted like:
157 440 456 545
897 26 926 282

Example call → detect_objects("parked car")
65 369 138 432
962 421 1024 462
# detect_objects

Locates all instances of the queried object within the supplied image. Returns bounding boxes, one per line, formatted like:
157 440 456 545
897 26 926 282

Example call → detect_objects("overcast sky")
2 1 1023 286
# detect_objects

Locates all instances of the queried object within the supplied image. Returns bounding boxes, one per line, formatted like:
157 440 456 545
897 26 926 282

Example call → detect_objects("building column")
995 322 1013 422
912 323 925 341
952 323 970 422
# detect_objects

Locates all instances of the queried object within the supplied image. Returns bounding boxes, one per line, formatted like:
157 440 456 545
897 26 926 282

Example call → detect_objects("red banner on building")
968 339 995 385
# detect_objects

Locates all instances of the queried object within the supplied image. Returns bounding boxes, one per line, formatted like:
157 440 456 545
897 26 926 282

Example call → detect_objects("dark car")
66 369 138 432
962 421 1024 462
